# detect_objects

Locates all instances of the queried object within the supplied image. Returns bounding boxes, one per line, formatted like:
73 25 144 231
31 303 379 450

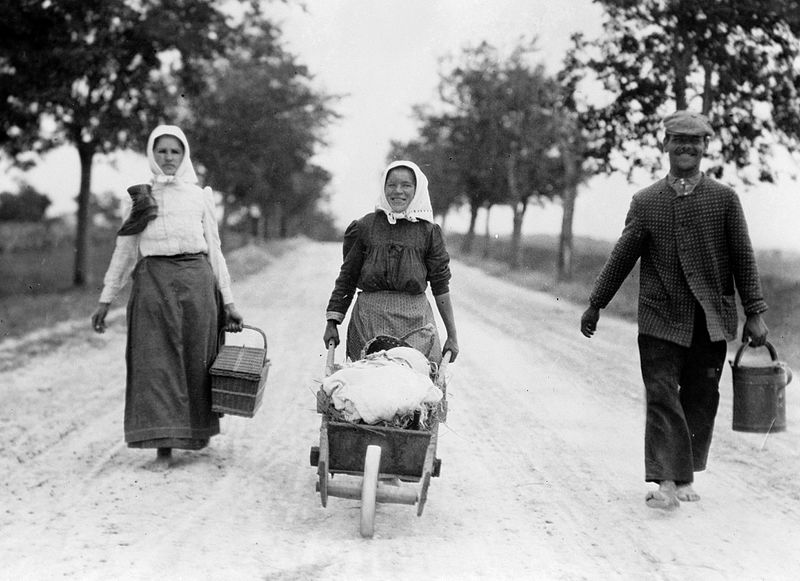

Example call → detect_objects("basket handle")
220 324 268 365
732 340 778 369
325 339 336 377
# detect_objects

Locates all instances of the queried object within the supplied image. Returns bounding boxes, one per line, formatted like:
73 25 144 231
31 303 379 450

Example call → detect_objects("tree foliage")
397 41 569 266
563 0 800 183
184 14 339 239
0 0 263 284
0 0 235 157
0 184 51 221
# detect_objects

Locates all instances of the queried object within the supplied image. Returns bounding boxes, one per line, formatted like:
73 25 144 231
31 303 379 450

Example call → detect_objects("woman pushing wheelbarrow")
312 160 459 537
322 160 458 365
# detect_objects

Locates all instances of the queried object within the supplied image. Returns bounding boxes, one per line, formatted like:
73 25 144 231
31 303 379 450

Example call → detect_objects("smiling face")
663 133 708 177
153 135 185 176
384 167 416 213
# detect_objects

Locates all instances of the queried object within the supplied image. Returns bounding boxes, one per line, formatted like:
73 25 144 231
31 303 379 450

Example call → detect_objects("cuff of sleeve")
326 311 344 324
219 286 235 306
99 286 118 304
588 295 605 310
743 301 768 316
431 282 450 296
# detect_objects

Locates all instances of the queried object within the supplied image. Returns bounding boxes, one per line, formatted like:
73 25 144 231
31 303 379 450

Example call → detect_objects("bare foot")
147 447 172 471
676 483 700 502
645 481 680 510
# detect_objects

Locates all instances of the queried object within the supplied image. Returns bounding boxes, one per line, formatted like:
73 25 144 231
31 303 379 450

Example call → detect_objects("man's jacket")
589 175 767 347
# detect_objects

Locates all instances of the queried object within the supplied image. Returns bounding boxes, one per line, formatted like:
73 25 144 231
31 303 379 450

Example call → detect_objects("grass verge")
0 231 293 344
1 232 797 371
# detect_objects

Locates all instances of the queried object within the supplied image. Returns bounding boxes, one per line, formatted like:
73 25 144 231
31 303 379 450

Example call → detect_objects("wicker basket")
210 325 270 417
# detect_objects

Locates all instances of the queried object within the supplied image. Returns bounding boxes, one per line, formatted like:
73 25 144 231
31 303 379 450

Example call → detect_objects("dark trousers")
637 312 727 484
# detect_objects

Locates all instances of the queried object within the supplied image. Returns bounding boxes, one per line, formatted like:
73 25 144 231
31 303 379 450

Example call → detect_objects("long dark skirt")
124 254 221 450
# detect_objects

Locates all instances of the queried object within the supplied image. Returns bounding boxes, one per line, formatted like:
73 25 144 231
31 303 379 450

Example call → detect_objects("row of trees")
4 1 800 285
0 0 337 285
392 0 800 280
391 39 584 274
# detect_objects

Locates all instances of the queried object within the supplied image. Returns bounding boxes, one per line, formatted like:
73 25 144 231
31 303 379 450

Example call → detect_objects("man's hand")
742 313 768 347
581 306 600 338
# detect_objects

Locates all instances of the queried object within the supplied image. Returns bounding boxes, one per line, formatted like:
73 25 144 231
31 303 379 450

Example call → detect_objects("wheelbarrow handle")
436 350 453 387
325 340 337 377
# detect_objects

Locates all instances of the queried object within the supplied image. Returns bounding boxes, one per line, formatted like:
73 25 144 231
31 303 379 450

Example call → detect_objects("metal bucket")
729 341 793 433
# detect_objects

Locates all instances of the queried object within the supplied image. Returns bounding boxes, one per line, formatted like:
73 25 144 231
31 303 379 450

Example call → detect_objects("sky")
3 0 799 252
269 0 605 217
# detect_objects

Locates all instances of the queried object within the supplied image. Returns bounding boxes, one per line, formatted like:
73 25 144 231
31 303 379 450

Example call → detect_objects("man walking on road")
580 110 769 510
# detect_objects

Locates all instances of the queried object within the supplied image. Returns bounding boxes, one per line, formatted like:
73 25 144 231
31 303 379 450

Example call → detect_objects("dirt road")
2 239 799 580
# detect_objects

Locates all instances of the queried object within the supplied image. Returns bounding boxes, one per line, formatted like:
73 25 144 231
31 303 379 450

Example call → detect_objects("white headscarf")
146 124 199 184
374 160 434 224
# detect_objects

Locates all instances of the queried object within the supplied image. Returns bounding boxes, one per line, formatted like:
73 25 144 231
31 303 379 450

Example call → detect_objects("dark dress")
326 211 451 361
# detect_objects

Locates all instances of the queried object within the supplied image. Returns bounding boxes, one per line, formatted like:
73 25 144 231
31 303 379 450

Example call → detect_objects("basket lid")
210 345 267 380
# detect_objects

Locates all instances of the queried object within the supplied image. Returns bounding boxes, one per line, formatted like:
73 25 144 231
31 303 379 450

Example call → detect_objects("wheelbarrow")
309 339 451 538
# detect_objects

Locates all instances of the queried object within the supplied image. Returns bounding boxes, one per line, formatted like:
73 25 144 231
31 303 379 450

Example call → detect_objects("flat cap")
663 110 713 136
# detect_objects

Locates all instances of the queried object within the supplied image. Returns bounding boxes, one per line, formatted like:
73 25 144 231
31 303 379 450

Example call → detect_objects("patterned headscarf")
374 160 434 224
146 125 199 184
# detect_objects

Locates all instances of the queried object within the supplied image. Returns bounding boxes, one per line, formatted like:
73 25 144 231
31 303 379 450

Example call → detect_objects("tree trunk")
672 18 694 110
259 202 269 239
557 146 578 281
73 142 95 287
461 201 479 254
509 201 526 270
505 152 525 270
701 61 714 115
278 204 288 238
482 204 492 258
558 185 576 281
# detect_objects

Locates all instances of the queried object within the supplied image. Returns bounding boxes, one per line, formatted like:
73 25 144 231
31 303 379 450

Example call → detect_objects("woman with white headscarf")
91 125 243 468
324 160 459 364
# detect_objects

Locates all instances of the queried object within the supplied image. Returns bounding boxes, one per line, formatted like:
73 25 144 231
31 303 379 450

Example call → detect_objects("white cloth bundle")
321 348 442 424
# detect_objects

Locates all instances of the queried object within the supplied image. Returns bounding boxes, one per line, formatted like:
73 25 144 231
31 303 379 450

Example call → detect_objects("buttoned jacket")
589 175 767 346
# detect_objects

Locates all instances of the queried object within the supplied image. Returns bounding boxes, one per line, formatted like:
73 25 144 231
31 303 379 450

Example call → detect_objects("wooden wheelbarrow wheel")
360 445 382 538
309 445 329 508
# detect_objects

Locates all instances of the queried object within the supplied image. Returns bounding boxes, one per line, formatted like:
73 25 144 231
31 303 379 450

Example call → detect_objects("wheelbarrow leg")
417 471 432 516
360 445 381 538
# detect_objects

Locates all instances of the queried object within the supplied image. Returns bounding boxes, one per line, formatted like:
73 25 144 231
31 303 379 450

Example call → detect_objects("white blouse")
99 182 234 305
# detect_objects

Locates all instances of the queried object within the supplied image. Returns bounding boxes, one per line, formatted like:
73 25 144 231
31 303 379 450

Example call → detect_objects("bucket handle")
219 324 268 365
732 340 778 369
